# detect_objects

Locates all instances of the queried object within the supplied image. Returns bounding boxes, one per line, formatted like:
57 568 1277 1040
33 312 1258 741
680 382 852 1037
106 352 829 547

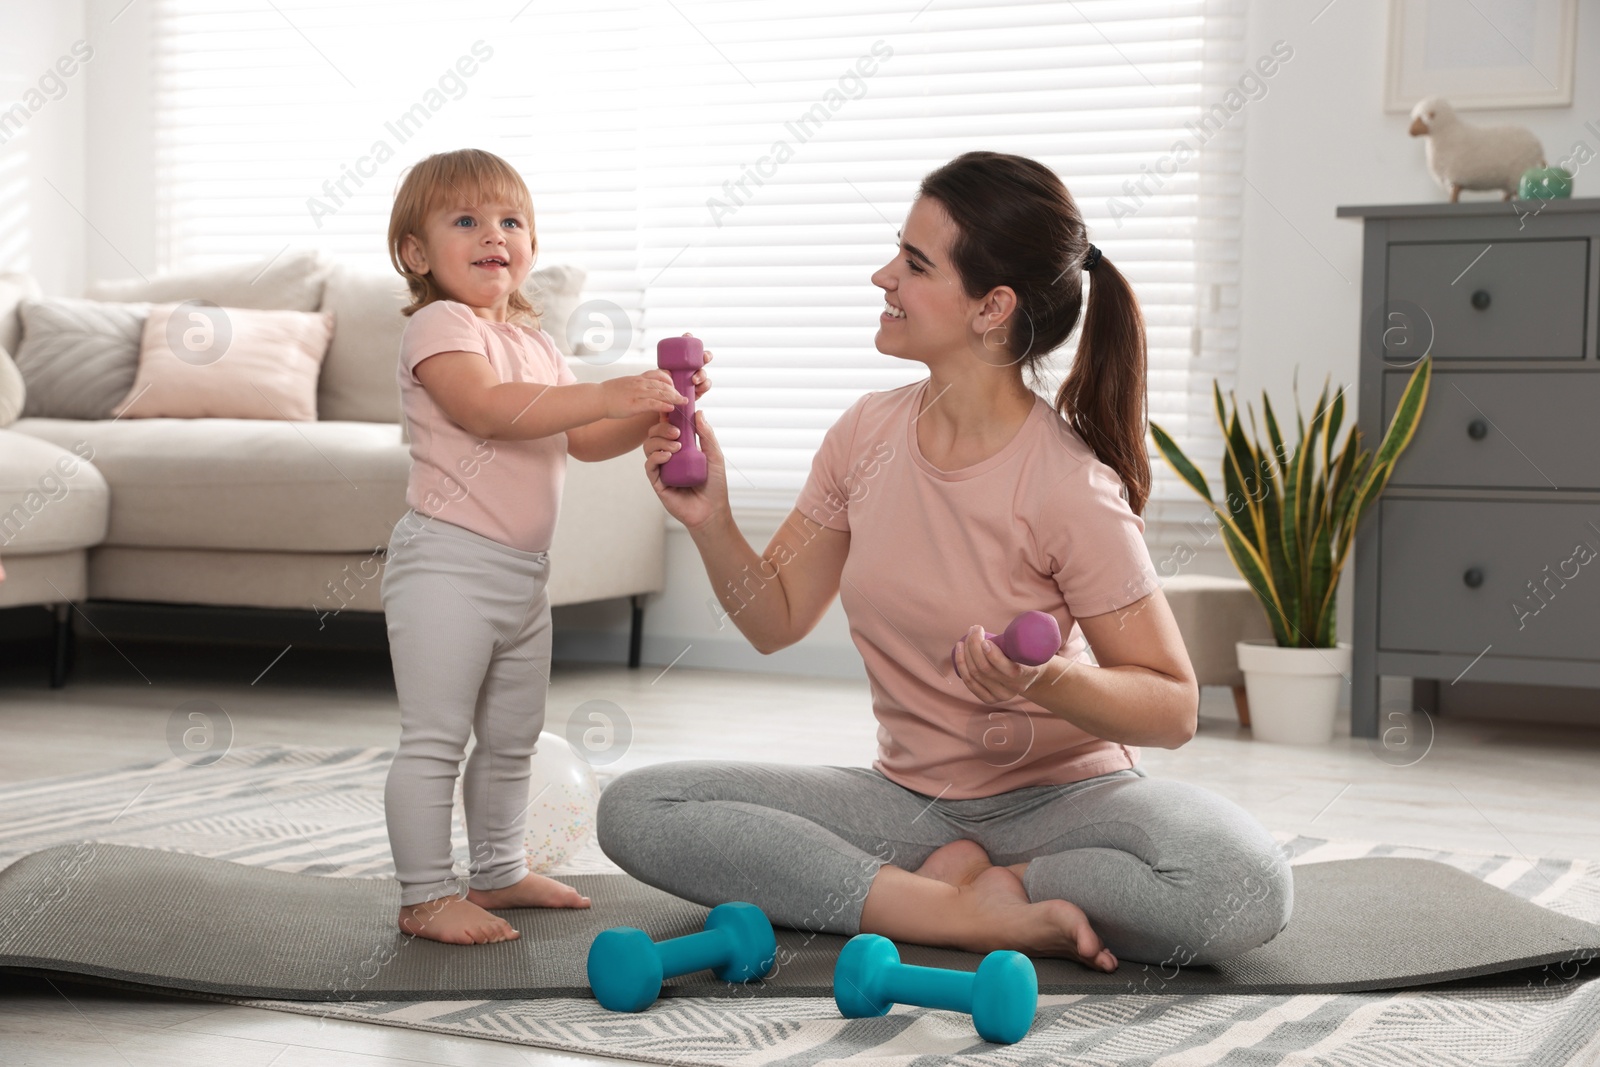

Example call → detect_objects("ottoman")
1160 573 1276 727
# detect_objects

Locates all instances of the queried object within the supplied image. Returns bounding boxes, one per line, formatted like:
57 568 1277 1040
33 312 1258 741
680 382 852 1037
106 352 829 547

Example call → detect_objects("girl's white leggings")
380 510 552 906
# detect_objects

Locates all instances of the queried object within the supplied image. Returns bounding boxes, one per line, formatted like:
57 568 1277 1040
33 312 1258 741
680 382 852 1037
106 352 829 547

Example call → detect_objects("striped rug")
2 745 1596 1066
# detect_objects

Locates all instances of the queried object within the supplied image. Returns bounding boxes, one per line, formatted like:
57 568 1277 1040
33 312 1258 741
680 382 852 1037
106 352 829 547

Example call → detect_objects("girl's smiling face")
399 194 535 320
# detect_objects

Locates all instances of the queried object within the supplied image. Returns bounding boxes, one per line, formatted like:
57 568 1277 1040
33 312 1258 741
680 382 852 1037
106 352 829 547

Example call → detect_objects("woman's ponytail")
1055 251 1151 515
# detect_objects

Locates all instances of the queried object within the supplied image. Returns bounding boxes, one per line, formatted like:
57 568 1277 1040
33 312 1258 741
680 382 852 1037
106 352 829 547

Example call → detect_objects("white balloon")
523 731 600 873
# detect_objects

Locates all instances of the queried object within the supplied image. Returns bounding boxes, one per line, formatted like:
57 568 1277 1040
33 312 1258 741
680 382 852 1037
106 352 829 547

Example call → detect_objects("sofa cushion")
13 297 151 420
315 262 590 425
10 417 408 553
0 549 88 607
316 264 408 424
87 247 333 312
114 304 333 421
0 428 109 556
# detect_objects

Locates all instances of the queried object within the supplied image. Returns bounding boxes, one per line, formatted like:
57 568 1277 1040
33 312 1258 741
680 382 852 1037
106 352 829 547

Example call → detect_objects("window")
0 51 31 274
153 0 1244 524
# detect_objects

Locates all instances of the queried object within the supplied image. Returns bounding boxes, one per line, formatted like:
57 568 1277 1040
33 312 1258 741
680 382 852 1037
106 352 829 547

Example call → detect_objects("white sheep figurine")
1409 96 1545 202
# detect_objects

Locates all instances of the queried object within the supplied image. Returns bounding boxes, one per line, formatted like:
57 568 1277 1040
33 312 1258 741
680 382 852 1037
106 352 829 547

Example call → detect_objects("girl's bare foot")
466 872 591 910
398 895 520 944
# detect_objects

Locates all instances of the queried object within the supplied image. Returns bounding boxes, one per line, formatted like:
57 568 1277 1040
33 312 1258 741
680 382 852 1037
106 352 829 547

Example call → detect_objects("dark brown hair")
387 148 539 322
918 151 1151 515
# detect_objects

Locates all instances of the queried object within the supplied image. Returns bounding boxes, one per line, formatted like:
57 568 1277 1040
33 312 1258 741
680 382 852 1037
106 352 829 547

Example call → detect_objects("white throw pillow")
0 272 43 359
524 263 588 358
0 345 24 427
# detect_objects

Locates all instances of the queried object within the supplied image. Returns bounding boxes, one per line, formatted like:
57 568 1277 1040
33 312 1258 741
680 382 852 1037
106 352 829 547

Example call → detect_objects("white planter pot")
1235 639 1352 745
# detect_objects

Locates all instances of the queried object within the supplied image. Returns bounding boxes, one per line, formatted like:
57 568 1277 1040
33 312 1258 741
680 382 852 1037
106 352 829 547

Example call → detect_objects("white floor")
3 637 1599 1066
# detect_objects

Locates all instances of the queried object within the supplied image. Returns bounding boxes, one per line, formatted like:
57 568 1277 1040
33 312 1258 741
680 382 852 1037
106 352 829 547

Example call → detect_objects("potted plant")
1150 359 1432 744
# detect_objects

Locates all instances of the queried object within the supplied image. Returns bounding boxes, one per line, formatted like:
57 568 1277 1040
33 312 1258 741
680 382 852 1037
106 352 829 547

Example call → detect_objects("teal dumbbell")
833 934 1038 1044
587 902 776 1012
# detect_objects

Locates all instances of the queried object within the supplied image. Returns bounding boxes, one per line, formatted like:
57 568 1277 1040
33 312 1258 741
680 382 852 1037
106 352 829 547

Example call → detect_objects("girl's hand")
645 408 729 532
601 371 685 420
953 626 1054 705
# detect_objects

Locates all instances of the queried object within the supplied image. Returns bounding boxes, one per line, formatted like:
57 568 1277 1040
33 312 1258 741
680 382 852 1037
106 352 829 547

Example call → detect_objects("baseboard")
0 600 389 651
553 628 867 680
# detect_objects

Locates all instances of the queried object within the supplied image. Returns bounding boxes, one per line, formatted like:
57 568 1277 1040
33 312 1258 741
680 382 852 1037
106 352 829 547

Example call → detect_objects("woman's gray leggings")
597 760 1293 966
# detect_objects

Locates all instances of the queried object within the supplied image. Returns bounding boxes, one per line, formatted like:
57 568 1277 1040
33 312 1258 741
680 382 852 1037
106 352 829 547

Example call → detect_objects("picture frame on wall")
1385 0 1577 110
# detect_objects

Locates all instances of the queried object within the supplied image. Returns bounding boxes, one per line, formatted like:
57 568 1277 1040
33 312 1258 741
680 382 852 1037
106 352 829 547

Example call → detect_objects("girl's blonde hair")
387 149 539 321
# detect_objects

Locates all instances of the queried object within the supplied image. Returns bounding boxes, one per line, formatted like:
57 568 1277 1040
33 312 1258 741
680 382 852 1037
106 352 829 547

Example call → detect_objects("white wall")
1239 0 1600 412
1 0 152 294
82 0 154 285
0 0 88 295
553 510 871 679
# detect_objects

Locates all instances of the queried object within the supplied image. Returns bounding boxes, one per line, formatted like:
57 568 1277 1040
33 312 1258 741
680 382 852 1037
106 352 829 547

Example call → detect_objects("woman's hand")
645 408 730 532
686 334 713 399
600 370 686 420
953 625 1055 705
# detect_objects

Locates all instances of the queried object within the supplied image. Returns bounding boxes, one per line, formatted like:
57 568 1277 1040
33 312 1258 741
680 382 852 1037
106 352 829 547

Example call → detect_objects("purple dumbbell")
951 611 1062 671
658 336 707 488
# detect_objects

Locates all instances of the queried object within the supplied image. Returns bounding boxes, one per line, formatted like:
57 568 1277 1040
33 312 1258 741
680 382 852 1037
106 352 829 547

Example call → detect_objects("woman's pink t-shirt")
793 380 1162 800
397 300 578 552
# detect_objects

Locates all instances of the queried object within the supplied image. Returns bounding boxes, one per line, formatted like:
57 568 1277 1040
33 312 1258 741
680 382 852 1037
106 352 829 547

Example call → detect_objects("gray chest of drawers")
1339 199 1600 739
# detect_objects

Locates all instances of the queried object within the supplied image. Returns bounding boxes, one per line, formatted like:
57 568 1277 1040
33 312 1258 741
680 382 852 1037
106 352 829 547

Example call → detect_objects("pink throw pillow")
113 303 334 421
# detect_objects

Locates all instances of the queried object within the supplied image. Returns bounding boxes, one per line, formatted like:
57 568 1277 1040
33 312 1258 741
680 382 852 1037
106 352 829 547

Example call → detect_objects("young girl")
382 148 709 944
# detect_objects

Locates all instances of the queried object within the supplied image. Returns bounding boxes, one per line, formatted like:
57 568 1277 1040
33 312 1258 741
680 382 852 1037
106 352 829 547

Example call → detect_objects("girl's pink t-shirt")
793 380 1162 800
397 300 577 552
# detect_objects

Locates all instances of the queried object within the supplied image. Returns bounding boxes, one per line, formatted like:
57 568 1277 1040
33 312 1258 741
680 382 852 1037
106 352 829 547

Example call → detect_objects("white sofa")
0 253 665 685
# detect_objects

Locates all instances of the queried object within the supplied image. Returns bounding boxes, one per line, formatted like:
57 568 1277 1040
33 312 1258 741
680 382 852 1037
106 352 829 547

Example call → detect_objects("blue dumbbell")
833 934 1038 1044
587 902 777 1012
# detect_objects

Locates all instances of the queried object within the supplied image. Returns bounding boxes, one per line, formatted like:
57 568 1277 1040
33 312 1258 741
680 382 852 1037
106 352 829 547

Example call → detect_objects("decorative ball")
1519 166 1573 201
523 731 601 872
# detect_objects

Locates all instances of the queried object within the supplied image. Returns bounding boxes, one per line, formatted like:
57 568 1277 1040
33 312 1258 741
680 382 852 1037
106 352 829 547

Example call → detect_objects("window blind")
151 0 1243 527
0 53 31 275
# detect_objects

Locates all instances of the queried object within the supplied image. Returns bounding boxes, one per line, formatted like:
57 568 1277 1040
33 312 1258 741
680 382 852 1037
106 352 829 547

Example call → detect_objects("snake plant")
1149 358 1432 649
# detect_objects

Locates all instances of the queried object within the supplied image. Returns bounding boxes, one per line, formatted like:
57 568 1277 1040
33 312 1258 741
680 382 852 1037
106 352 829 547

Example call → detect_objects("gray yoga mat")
1 843 1596 1000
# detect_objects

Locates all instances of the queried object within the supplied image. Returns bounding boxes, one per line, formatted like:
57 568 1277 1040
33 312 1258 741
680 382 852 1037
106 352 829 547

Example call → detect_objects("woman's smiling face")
871 195 977 363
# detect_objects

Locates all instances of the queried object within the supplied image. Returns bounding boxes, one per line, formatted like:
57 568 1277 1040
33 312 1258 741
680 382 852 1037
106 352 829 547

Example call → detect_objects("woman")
598 152 1292 971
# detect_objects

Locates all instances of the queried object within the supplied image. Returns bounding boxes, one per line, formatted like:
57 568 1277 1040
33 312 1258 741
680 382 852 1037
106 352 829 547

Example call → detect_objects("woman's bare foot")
862 851 1118 972
398 895 520 944
466 872 592 911
914 839 993 887
957 864 1117 972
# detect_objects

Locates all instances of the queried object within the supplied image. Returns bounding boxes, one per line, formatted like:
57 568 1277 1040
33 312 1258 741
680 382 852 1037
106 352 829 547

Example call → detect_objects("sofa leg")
50 602 75 689
1231 685 1251 729
628 595 644 669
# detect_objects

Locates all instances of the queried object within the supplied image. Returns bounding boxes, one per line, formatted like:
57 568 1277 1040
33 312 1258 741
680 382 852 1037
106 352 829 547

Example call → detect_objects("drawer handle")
1463 567 1485 588
1467 418 1489 440
1470 289 1491 310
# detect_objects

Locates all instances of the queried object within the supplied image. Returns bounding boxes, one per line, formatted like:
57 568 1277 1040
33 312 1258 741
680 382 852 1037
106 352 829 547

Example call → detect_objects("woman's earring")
982 326 1009 351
